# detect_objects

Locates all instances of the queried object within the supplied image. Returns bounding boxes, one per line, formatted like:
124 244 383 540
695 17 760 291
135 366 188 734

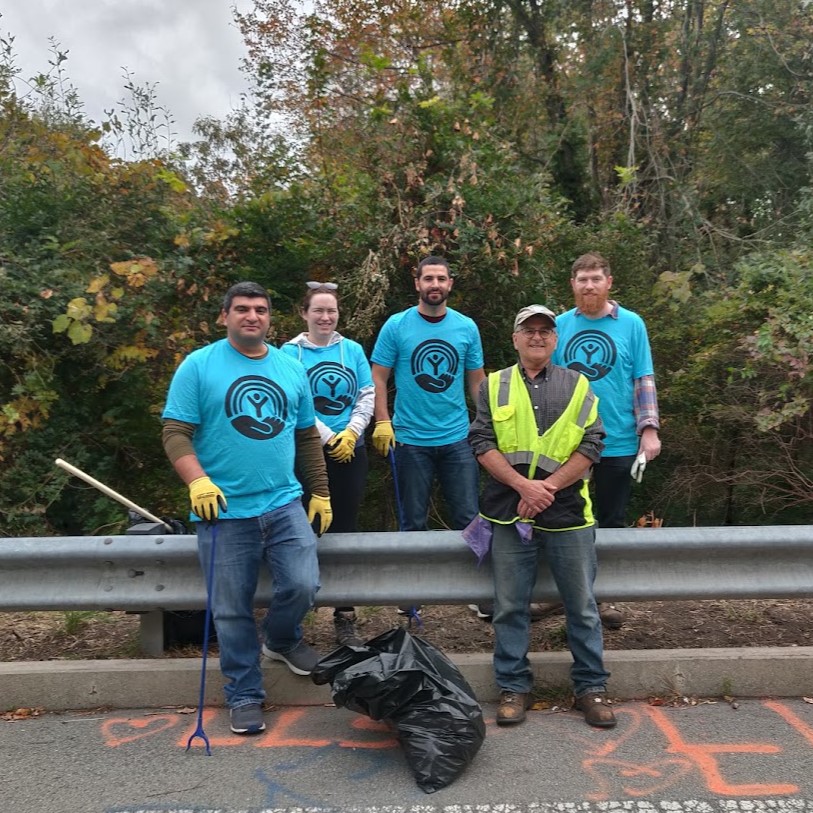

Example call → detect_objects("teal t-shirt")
553 306 654 456
280 337 373 434
162 339 315 519
371 306 484 446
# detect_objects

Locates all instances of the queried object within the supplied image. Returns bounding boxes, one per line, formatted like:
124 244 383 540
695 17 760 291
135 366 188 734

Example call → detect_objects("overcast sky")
2 1 253 146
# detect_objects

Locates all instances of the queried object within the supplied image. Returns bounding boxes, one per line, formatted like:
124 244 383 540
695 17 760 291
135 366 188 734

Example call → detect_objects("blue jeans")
195 500 320 709
394 439 480 531
491 522 609 696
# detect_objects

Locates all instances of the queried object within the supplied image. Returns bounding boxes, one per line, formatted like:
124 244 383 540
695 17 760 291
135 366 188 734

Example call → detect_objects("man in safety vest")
468 304 616 729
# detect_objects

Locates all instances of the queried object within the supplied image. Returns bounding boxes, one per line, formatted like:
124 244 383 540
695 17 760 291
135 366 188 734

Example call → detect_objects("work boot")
529 602 564 622
333 611 363 647
470 602 564 624
598 603 625 629
496 691 530 726
573 691 617 728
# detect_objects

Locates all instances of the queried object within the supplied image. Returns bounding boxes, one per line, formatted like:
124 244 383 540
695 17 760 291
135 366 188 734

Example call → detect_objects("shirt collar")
574 299 619 319
519 364 549 383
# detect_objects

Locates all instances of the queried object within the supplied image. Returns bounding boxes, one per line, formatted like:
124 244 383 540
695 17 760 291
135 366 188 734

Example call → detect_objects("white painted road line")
106 800 813 813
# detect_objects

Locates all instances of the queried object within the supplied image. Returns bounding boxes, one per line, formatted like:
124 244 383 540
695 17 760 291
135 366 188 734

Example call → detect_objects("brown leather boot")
598 603 625 629
573 691 617 728
496 691 530 726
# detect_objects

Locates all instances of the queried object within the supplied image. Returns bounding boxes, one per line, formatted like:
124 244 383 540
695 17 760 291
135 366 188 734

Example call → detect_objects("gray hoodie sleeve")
345 385 375 437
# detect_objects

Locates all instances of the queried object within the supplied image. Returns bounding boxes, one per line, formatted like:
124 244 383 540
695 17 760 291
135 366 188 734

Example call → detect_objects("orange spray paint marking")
177 709 246 747
337 715 398 749
103 715 178 747
764 699 813 747
255 708 333 748
586 706 642 758
576 707 693 801
643 704 798 795
584 756 694 801
563 706 643 759
172 708 398 750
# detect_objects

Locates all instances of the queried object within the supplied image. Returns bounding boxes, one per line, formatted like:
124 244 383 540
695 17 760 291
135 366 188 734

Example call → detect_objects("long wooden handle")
55 458 174 532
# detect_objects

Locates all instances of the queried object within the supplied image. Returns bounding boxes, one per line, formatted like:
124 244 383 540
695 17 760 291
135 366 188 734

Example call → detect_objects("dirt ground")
2 599 813 663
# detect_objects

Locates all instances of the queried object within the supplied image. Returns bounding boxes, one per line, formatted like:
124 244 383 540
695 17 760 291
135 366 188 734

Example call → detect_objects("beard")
419 288 450 306
575 291 609 316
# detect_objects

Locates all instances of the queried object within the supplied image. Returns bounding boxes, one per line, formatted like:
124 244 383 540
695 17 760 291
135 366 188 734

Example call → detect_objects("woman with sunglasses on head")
282 282 374 647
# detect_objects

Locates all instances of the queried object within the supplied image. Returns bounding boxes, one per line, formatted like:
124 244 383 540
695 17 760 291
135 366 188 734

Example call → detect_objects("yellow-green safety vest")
488 364 597 477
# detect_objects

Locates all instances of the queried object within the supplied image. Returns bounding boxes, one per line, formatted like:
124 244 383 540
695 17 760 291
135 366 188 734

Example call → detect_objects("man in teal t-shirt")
162 281 333 737
371 256 485 532
553 252 662 629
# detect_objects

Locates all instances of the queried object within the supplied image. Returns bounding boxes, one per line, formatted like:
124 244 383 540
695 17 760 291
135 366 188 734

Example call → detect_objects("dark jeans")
591 455 636 528
393 439 480 531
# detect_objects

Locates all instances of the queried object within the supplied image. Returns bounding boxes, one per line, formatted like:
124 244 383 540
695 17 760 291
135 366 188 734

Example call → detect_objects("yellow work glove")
188 476 227 522
326 428 358 463
372 420 395 457
307 494 333 537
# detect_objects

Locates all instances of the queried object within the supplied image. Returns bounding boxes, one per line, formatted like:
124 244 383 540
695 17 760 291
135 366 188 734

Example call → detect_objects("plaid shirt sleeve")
633 374 660 433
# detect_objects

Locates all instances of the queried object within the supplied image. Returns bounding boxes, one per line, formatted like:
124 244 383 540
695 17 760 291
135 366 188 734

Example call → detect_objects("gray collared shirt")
468 363 605 463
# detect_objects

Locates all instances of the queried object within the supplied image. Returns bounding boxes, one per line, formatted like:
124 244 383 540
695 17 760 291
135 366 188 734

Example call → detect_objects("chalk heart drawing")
584 757 694 800
102 715 178 747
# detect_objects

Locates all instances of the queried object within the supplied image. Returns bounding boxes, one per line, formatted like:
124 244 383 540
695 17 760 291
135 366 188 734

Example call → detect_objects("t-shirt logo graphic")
225 376 287 439
410 339 459 393
562 331 617 381
307 362 358 416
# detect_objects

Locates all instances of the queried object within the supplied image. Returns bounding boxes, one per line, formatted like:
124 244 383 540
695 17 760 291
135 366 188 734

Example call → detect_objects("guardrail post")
139 611 165 656
126 520 169 655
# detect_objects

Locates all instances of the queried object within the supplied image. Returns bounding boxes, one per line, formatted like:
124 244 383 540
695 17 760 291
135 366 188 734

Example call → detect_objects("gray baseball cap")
513 305 557 331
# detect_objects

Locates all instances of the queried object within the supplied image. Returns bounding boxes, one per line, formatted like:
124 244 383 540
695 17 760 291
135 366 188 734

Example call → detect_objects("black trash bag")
312 626 485 793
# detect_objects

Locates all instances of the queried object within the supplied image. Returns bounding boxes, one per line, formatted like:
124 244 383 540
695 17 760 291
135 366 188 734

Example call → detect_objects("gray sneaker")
229 703 265 735
334 612 363 647
262 640 320 676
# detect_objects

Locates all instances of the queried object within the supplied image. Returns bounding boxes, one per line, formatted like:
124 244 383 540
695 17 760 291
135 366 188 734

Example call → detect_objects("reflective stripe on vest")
488 365 596 476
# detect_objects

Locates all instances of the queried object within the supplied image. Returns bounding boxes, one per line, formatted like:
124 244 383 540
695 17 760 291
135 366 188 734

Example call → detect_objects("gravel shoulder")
2 599 812 662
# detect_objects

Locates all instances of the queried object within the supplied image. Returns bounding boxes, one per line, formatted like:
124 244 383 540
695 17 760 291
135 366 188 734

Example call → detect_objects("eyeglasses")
517 327 555 338
306 281 338 290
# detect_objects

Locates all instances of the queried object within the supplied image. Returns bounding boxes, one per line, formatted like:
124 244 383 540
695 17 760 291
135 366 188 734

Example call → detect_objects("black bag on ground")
312 626 485 793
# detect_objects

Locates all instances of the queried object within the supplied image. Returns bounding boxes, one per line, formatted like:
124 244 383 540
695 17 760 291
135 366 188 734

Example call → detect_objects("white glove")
630 452 647 483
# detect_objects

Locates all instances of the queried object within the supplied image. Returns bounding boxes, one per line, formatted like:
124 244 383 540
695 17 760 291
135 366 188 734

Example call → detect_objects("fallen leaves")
648 695 718 708
2 707 44 722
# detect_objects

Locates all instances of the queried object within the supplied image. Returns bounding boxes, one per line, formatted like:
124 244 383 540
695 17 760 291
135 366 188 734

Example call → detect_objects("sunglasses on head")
306 281 338 290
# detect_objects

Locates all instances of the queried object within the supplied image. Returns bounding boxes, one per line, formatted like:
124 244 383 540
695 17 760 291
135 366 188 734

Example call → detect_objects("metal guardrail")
3 525 813 653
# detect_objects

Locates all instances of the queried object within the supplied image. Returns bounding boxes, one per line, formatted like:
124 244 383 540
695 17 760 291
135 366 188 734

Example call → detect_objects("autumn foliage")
1 1 812 534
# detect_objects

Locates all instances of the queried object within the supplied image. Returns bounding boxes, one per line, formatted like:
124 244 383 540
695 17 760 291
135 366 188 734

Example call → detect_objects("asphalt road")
3 698 813 812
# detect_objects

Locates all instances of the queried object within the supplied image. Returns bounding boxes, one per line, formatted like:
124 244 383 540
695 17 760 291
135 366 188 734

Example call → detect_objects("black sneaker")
468 603 494 621
229 703 266 735
334 612 363 647
262 640 320 675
